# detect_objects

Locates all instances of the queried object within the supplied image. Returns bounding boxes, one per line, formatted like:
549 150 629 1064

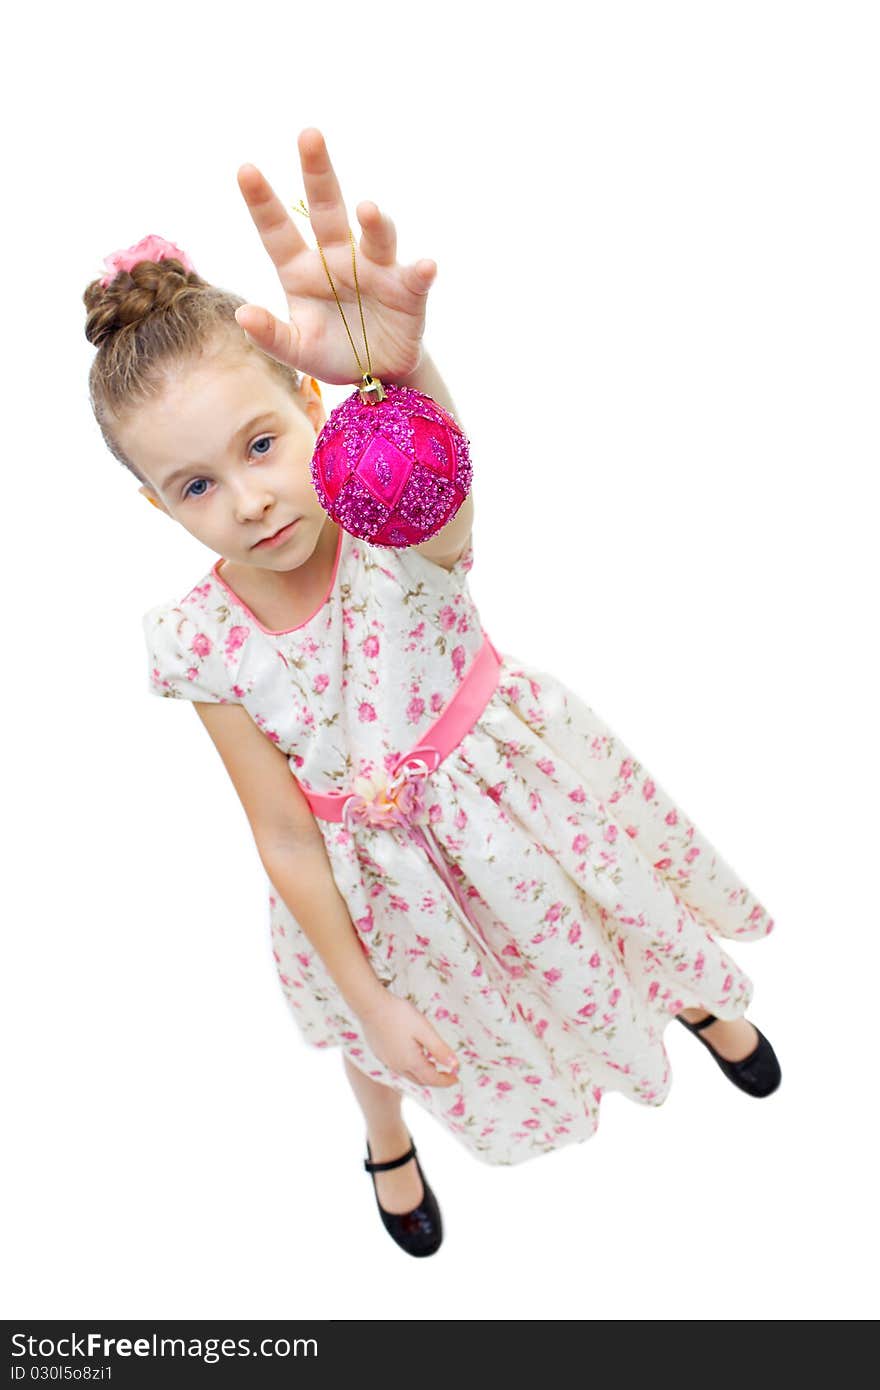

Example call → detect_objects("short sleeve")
142 603 236 704
395 528 475 586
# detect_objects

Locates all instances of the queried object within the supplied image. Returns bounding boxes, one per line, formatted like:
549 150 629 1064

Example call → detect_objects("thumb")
415 1018 459 1074
401 259 437 297
234 304 301 370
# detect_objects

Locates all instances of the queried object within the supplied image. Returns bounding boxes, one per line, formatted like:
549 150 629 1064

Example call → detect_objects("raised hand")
234 127 437 386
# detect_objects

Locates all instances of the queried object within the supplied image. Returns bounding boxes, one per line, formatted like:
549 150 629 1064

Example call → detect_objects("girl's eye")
181 438 274 500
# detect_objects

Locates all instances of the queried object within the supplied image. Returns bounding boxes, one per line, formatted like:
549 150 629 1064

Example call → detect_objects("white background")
4 0 878 1322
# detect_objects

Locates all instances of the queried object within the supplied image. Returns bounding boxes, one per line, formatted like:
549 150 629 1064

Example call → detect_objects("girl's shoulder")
141 566 245 705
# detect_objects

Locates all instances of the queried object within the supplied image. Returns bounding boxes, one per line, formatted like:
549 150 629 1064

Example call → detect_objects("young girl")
83 127 780 1260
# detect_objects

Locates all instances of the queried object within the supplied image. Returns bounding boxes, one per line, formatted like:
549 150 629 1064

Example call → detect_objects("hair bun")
83 258 205 348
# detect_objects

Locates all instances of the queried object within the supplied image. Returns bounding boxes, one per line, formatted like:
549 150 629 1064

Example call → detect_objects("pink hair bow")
343 756 510 994
99 234 195 288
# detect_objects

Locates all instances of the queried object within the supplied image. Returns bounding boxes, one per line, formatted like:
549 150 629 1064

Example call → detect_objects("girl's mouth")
252 518 300 549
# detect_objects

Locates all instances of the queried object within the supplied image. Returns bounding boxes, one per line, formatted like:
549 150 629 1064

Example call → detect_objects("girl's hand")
358 994 460 1089
234 127 438 386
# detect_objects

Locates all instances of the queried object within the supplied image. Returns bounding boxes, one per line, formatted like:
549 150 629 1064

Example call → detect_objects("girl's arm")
261 841 460 1087
192 702 459 1085
261 839 390 1018
399 348 475 567
192 701 386 1018
398 347 461 430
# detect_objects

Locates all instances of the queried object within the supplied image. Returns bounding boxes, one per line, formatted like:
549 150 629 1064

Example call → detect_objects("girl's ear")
139 485 170 516
299 375 326 435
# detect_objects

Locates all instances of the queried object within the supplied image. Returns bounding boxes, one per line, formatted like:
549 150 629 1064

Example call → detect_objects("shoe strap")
685 1012 717 1032
364 1142 417 1174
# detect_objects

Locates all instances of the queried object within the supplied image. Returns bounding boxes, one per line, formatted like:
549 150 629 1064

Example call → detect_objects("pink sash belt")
297 632 509 988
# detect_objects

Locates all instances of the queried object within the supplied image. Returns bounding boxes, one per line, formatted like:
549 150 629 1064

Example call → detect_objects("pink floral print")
142 528 775 1167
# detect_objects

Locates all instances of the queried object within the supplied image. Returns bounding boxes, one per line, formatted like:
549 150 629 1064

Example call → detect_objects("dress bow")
342 756 431 831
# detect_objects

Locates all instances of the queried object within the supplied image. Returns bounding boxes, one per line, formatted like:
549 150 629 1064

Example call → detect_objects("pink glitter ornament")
289 198 471 549
310 377 472 548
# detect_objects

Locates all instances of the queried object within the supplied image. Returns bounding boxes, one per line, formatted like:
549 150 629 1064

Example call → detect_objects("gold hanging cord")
291 198 386 405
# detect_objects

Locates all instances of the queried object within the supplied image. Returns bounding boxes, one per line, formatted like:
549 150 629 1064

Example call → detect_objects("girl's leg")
342 1052 425 1214
677 1006 759 1061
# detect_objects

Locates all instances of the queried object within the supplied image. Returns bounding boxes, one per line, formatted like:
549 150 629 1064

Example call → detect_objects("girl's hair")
83 255 303 486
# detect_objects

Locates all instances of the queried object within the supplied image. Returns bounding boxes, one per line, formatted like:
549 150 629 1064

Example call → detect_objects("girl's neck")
215 515 341 632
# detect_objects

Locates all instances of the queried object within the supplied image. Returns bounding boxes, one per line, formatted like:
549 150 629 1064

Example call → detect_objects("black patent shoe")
364 1135 443 1258
676 1011 782 1097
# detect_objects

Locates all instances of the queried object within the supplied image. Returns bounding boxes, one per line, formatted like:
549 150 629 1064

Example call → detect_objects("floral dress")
142 524 775 1167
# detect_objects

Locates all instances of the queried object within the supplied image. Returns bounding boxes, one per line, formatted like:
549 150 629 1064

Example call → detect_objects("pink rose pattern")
142 530 775 1167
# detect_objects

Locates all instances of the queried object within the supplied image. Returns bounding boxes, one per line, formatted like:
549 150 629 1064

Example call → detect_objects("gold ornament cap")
358 372 386 405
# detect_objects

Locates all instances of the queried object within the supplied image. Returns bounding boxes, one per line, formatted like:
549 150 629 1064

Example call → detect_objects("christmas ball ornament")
289 199 472 548
310 377 472 548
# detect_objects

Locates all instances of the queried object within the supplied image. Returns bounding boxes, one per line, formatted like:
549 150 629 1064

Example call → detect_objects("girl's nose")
234 489 275 524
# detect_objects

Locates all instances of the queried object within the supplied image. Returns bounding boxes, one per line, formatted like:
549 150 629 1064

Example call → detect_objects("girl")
83 127 781 1260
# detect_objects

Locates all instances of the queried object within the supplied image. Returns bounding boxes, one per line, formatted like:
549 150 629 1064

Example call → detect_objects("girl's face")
117 346 327 571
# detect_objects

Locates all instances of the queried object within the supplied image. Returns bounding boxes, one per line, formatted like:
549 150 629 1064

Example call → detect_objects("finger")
400 258 438 297
237 163 310 275
298 126 352 248
416 1026 459 1075
421 1046 458 1076
405 1063 456 1089
234 303 301 370
356 200 397 266
404 1040 457 1088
